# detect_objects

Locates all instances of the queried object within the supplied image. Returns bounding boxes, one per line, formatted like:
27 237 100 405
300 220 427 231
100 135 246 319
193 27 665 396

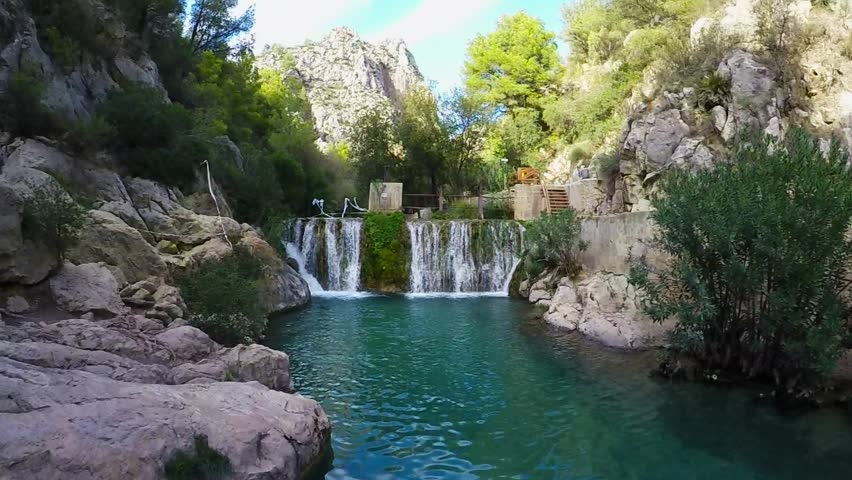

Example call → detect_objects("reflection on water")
267 296 852 480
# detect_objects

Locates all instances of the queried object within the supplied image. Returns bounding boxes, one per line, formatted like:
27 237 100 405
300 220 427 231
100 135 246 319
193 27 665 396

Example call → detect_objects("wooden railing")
516 167 540 185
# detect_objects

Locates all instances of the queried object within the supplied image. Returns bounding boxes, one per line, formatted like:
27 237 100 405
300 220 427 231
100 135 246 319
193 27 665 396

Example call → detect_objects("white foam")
403 292 510 299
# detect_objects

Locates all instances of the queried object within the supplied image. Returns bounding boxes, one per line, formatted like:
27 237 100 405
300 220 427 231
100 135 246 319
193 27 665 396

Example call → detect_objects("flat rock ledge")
0 316 330 479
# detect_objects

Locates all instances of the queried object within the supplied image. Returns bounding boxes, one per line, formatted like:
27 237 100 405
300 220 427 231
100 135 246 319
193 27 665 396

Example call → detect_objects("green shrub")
629 129 852 389
23 181 87 263
434 200 479 220
1 61 53 136
695 73 731 111
40 26 81 70
522 209 585 278
595 152 620 181
483 200 513 220
98 86 203 188
564 67 641 145
67 114 116 154
361 212 409 291
179 246 267 346
165 435 231 480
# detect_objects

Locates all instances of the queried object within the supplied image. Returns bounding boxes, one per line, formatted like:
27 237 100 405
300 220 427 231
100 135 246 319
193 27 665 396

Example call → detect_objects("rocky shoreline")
0 133 323 478
0 312 330 479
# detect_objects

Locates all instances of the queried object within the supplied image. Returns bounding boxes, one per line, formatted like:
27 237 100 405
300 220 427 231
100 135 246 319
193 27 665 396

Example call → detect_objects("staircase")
542 185 570 214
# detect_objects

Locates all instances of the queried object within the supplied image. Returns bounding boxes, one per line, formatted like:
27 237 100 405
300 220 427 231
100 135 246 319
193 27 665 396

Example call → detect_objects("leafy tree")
107 0 183 38
483 108 545 169
187 0 254 55
398 87 447 194
98 86 202 187
23 181 87 263
630 129 852 390
464 12 562 115
349 108 402 193
440 88 492 192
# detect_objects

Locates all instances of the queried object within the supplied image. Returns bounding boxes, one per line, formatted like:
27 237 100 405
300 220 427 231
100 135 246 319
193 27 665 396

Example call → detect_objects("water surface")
268 296 852 479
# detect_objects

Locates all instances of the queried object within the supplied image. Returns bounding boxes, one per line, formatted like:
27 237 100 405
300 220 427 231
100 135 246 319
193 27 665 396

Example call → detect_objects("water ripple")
268 296 852 480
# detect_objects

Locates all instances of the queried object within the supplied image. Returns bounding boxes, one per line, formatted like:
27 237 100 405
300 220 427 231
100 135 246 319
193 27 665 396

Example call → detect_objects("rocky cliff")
260 27 425 148
526 0 852 349
0 0 165 121
0 1 323 477
547 0 852 215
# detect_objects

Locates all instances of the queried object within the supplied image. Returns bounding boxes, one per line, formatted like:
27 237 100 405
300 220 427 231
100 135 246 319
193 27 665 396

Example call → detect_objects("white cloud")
366 0 496 46
241 0 372 50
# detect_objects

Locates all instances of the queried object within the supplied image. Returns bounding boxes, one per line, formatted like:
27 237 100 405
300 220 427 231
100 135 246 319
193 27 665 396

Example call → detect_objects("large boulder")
49 263 126 317
66 210 166 283
544 272 674 349
0 180 56 284
717 49 778 140
622 108 690 174
238 228 311 314
154 326 216 362
0 358 330 480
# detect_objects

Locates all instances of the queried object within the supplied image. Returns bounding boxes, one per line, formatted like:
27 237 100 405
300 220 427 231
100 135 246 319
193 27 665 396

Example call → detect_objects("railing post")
438 187 444 211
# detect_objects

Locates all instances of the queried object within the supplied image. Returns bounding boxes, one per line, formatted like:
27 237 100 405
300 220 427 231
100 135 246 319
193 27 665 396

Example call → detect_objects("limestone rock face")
66 210 166 284
0 179 56 284
0 360 328 480
49 263 126 317
0 0 166 122
261 27 425 147
543 273 674 349
0 316 329 479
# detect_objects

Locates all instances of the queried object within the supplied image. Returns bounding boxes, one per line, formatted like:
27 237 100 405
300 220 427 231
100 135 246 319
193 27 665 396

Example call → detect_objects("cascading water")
407 220 524 294
284 218 363 293
407 222 443 292
286 217 522 295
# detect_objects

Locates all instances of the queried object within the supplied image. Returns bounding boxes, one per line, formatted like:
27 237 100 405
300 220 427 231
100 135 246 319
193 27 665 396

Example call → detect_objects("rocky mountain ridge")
546 0 852 216
260 27 426 148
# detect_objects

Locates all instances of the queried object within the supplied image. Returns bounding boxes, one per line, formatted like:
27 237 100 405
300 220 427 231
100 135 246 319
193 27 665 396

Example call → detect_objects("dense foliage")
630 130 852 389
361 213 409 291
12 0 352 224
178 246 267 346
0 61 56 137
521 209 585 278
23 181 87 263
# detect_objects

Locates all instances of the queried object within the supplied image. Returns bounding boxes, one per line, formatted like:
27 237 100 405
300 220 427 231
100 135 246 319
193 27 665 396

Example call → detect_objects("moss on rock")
360 212 409 292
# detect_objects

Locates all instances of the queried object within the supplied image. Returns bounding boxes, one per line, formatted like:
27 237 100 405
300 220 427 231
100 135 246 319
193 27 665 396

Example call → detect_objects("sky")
236 0 569 92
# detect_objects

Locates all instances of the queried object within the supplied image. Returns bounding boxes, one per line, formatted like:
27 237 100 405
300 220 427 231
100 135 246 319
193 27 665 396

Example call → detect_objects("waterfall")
341 220 362 291
408 222 443 293
286 218 522 295
284 218 363 293
447 222 475 292
407 220 524 294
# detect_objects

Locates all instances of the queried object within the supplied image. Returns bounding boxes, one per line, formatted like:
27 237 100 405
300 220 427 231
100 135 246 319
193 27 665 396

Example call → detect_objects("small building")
368 182 403 212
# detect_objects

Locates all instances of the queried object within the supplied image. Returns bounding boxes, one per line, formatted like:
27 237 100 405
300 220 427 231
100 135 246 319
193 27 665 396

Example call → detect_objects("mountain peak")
269 28 426 148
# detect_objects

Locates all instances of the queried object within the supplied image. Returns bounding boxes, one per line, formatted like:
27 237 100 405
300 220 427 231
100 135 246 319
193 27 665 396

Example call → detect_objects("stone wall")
567 179 607 215
578 211 666 274
513 184 544 221
522 211 673 349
